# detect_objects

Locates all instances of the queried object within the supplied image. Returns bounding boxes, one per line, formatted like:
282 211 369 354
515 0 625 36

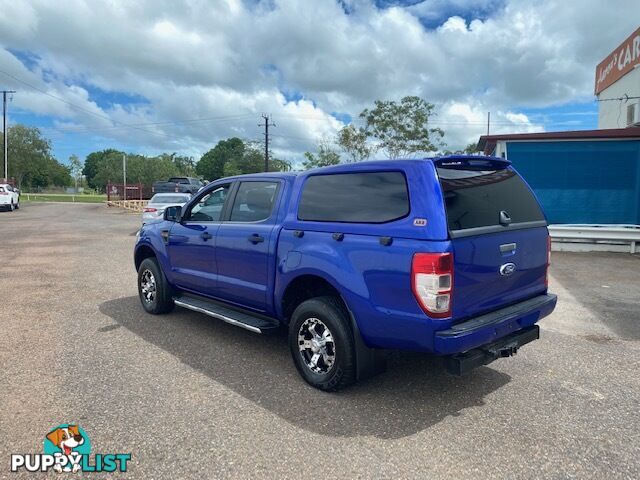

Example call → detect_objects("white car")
142 193 191 224
0 184 19 211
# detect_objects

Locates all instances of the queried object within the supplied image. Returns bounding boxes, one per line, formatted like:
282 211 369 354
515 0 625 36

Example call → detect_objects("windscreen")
168 178 189 184
436 166 545 232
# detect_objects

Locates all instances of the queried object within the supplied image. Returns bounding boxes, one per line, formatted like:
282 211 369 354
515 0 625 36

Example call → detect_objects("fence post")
107 181 111 202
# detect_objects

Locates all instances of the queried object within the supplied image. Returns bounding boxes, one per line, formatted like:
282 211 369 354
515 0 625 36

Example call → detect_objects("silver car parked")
142 193 191 225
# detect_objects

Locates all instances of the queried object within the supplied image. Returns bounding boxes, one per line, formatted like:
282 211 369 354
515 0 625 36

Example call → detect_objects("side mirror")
164 205 182 222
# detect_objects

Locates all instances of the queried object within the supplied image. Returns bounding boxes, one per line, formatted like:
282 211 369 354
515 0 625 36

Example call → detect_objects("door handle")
201 232 213 241
248 234 264 244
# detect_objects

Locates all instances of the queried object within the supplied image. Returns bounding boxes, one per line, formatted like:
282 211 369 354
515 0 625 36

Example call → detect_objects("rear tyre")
138 257 174 314
289 296 357 391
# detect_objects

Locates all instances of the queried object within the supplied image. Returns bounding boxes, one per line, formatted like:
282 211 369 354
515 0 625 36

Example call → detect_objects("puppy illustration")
46 425 84 473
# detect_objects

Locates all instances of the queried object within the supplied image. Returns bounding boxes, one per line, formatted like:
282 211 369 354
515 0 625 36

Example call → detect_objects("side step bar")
173 295 280 334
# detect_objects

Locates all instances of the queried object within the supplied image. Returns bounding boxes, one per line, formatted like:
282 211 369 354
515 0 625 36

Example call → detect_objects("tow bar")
443 325 539 376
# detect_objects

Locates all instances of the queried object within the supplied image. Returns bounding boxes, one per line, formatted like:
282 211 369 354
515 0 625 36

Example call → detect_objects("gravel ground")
0 203 639 479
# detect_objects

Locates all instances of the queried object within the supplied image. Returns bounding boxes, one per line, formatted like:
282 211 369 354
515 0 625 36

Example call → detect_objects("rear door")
214 180 281 312
436 159 549 320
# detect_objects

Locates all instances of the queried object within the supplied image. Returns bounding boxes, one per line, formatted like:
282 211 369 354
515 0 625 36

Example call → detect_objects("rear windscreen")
436 167 545 231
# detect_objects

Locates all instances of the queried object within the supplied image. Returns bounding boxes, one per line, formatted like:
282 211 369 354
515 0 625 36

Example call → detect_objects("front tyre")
289 296 357 391
137 257 174 314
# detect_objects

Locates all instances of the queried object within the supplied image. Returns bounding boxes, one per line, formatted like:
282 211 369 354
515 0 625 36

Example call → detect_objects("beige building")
596 26 640 129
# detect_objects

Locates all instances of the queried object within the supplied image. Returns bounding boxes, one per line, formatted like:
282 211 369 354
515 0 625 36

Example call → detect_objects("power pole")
2 90 16 182
259 114 276 172
487 111 491 136
122 153 127 201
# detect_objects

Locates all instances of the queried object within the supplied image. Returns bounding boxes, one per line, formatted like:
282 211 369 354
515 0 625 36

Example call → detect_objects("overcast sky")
0 0 637 165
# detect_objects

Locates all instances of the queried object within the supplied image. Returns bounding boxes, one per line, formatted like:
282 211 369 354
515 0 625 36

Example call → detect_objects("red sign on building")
594 26 640 95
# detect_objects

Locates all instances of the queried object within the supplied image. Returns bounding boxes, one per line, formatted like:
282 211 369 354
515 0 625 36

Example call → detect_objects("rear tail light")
545 234 551 287
0 192 7 195
143 207 157 213
411 252 453 318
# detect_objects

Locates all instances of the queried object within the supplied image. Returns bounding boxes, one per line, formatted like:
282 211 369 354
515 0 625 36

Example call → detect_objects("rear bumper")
433 293 557 355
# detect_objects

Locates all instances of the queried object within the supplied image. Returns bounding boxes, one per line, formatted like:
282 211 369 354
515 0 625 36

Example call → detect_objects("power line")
0 69 175 139
258 113 276 172
39 113 256 138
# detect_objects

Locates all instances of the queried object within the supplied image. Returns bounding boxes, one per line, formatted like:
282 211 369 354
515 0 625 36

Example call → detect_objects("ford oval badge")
500 263 516 276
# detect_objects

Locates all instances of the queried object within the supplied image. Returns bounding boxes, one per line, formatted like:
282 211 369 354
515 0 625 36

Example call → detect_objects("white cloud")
0 0 636 160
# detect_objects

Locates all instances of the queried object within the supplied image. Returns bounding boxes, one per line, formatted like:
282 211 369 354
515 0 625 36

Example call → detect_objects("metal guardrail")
548 224 640 254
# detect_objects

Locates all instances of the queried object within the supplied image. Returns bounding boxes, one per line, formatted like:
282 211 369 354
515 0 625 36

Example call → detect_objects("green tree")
172 154 196 176
196 137 244 181
83 149 123 190
89 152 181 190
68 154 83 191
442 142 482 156
302 138 341 170
360 96 444 159
0 124 71 189
122 154 179 186
336 124 375 162
269 157 292 172
223 141 264 176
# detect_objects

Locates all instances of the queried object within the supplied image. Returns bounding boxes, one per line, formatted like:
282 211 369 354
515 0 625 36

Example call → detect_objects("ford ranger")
134 155 557 391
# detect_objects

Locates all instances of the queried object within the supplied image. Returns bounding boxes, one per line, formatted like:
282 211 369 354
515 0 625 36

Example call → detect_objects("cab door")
214 180 281 312
166 182 232 296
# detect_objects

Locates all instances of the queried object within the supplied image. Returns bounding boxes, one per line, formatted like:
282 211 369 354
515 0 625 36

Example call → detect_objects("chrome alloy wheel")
298 317 336 374
140 269 157 304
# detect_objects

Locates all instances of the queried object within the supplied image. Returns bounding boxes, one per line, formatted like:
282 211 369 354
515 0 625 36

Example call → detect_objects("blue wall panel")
506 140 640 224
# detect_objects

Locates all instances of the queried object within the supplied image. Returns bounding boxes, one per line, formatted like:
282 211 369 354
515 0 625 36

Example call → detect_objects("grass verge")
21 193 107 203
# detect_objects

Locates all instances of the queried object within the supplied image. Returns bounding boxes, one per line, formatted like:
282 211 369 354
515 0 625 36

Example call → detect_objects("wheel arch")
280 274 350 325
134 244 157 270
280 273 387 382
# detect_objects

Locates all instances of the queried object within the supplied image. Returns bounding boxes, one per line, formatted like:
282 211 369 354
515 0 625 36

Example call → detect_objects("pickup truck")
152 177 203 195
134 156 557 391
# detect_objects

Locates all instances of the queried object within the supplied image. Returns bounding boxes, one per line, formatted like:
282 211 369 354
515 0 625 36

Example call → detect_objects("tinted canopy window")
298 172 409 223
437 167 545 231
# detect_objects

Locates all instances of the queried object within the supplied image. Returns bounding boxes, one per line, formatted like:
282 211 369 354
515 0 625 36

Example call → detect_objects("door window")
184 184 231 222
229 181 279 222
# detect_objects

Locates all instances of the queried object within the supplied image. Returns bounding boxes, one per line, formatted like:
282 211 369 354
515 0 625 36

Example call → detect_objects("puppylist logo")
11 424 131 474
